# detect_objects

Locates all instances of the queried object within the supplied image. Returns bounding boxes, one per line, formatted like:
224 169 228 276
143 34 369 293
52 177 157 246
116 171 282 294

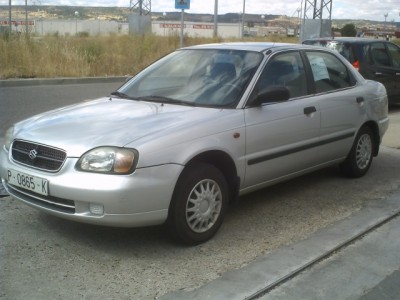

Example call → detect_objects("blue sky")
1 0 400 22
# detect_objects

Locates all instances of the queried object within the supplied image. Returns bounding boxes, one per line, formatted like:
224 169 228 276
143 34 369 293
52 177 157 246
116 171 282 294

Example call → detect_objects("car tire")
340 126 374 178
167 162 229 245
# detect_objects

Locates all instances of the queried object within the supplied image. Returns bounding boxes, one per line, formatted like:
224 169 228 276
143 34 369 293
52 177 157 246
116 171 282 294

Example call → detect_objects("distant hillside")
0 5 280 22
0 6 131 21
0 5 395 29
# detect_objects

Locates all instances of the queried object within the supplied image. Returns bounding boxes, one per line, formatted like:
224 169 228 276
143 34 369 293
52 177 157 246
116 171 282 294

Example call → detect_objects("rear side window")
387 43 400 68
305 51 354 93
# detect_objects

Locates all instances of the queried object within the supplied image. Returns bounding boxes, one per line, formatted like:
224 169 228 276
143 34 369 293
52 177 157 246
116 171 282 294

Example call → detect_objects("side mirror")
251 86 290 106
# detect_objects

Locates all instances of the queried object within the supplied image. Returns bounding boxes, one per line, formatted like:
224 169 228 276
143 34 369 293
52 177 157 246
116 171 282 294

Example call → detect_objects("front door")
243 51 320 191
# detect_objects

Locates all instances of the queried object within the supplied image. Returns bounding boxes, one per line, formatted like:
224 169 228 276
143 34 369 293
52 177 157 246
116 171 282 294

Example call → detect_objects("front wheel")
167 162 229 245
340 126 374 178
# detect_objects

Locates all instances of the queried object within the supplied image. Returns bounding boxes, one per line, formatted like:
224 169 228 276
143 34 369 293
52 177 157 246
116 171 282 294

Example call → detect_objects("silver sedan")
0 43 389 245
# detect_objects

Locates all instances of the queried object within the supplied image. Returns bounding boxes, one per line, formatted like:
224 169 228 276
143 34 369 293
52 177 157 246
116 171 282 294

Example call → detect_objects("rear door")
304 50 365 163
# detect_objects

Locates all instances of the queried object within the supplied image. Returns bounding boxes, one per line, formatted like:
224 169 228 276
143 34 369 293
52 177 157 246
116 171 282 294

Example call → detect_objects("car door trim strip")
247 132 355 166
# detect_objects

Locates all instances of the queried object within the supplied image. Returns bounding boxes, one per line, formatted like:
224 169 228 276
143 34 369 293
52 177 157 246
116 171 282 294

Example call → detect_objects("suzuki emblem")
29 149 38 160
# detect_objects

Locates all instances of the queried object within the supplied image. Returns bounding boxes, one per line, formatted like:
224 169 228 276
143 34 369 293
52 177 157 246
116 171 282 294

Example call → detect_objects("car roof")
182 42 309 53
303 37 392 44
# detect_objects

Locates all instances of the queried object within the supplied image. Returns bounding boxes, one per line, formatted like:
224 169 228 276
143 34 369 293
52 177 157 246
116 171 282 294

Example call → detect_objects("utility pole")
241 0 246 39
301 0 333 41
180 9 184 47
8 0 12 34
303 0 332 20
25 0 28 34
213 0 218 38
130 0 151 15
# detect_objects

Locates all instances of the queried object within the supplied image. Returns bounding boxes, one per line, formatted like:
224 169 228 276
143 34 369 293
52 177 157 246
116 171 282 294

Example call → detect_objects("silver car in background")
0 43 389 245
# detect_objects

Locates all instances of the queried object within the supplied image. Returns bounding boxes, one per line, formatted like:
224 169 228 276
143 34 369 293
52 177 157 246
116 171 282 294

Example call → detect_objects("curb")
159 178 400 300
0 76 129 88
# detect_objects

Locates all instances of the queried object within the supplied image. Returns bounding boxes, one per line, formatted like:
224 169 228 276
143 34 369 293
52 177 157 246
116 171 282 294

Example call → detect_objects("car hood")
12 97 232 157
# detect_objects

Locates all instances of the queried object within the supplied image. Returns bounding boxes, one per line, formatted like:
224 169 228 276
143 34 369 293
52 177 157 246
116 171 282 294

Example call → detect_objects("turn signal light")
89 203 104 216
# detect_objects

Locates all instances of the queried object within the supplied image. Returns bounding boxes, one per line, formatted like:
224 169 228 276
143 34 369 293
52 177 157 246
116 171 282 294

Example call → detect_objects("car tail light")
352 60 360 71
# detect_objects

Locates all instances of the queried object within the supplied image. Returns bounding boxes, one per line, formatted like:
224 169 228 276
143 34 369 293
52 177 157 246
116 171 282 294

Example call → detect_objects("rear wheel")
167 162 228 245
340 126 374 178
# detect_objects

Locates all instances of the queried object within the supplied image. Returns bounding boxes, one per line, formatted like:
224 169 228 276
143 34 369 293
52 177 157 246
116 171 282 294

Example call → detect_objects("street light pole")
297 7 301 37
75 11 79 35
384 13 388 30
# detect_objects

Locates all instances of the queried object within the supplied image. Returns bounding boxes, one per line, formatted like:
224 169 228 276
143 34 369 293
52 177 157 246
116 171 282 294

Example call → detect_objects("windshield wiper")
137 95 193 106
110 91 133 99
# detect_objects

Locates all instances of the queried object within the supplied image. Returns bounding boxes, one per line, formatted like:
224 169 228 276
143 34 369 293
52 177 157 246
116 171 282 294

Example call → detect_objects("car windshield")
115 49 263 107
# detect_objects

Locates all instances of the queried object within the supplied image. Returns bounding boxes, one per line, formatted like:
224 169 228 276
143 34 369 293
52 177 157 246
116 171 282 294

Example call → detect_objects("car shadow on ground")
35 164 368 253
24 143 398 258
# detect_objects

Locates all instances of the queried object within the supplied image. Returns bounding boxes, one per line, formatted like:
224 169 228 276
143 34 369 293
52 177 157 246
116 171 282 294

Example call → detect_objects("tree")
340 23 357 37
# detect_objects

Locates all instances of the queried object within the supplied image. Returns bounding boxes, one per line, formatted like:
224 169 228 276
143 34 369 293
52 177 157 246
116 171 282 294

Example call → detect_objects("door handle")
304 106 316 115
356 97 365 104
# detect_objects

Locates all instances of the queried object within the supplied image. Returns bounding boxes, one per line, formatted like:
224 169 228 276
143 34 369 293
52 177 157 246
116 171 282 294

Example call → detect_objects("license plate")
7 169 49 196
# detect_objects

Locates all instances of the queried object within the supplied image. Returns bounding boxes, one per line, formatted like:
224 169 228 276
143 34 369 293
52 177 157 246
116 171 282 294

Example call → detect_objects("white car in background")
0 42 389 245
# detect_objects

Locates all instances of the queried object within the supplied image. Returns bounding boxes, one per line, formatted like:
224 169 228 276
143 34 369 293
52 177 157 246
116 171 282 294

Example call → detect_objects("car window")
363 43 373 64
387 43 400 68
119 49 263 107
305 51 354 93
303 40 338 53
370 43 391 66
302 40 358 65
335 42 351 61
250 51 308 101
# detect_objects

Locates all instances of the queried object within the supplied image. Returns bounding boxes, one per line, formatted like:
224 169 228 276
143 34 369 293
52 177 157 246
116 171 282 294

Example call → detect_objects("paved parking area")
1 143 399 299
1 82 399 299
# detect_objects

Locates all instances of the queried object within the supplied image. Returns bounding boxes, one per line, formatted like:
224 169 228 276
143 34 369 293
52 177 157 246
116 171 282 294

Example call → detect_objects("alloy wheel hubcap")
185 179 222 233
356 133 372 169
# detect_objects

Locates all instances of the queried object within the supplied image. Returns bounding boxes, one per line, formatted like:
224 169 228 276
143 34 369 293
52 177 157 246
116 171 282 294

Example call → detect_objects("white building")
34 19 126 36
151 20 244 39
1 17 286 39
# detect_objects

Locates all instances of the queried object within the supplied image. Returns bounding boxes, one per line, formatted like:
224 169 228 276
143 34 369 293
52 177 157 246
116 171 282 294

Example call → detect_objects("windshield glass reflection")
117 49 263 107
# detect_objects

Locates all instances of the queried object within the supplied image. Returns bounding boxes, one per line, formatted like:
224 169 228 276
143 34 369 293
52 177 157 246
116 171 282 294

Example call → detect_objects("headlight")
4 126 15 151
77 147 139 174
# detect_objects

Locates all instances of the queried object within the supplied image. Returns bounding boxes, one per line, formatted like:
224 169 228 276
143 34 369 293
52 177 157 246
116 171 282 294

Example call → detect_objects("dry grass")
0 34 298 79
1 34 399 79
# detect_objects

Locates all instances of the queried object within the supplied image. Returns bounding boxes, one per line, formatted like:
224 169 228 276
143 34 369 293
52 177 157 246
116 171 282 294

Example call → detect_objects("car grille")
11 140 67 172
5 182 75 214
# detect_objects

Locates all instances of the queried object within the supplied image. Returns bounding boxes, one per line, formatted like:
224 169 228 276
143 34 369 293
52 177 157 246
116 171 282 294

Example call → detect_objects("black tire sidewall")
167 162 229 245
340 126 374 178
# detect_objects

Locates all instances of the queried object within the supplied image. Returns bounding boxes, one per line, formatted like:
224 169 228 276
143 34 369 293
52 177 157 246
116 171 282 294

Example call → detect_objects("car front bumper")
0 146 183 227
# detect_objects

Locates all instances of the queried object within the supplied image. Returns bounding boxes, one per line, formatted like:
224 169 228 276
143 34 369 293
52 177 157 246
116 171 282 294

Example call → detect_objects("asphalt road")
0 79 125 137
1 81 400 299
